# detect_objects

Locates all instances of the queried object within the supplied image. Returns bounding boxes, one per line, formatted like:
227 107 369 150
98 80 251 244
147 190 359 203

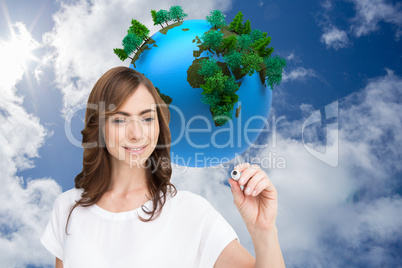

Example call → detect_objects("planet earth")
129 19 272 168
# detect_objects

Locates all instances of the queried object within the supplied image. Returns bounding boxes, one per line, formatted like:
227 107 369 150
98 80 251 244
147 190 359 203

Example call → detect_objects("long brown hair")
65 66 177 234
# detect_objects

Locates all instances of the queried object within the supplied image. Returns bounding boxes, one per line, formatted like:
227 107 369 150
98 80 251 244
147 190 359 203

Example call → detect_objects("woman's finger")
243 170 266 196
237 164 261 186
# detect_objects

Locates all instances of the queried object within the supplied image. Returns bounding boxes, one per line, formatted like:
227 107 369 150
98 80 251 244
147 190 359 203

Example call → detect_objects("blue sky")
0 0 401 267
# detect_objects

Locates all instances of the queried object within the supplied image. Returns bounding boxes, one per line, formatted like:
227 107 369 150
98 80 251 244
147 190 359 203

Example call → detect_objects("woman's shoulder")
54 187 84 208
171 190 214 211
174 190 205 200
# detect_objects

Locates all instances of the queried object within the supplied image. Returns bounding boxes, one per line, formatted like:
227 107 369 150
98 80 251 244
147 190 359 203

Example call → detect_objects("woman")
40 66 285 267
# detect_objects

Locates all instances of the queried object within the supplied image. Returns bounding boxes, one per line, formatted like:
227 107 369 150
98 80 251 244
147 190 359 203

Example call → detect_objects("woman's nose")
126 119 143 140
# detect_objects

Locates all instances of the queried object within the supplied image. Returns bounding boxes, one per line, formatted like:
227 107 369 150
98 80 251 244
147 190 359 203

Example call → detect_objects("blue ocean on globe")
130 19 272 168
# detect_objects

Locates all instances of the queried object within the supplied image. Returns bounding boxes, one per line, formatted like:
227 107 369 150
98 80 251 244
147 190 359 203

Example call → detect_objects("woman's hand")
228 162 278 233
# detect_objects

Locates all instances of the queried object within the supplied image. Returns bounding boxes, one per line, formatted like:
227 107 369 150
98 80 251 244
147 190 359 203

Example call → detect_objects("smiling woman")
39 67 239 267
39 66 285 268
103 84 161 170
67 66 173 224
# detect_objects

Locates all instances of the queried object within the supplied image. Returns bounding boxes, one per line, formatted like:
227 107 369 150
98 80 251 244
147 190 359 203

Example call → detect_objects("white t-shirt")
40 187 239 268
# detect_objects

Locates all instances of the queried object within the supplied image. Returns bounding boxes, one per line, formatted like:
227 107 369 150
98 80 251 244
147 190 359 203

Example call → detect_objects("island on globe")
114 8 286 168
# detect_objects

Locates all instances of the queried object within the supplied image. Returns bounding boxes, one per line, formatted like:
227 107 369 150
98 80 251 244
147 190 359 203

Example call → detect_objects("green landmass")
235 105 241 118
187 57 208 88
195 36 202 44
232 66 246 81
216 61 233 80
182 28 189 31
187 57 242 90
155 87 173 106
189 24 251 126
159 21 183 35
193 40 209 57
212 26 237 57
192 25 249 80
131 38 155 68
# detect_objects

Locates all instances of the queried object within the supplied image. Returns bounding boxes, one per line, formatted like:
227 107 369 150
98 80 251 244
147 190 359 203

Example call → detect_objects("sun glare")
0 22 40 71
0 22 40 84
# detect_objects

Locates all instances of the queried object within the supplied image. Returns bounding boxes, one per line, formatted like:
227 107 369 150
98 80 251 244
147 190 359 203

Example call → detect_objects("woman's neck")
107 160 149 196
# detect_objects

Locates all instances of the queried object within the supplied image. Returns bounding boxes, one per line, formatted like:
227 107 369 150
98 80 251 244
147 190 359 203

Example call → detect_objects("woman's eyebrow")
115 109 156 116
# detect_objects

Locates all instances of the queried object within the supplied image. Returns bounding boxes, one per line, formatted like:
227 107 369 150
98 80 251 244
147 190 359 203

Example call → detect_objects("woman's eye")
112 117 153 124
143 118 154 123
113 118 126 124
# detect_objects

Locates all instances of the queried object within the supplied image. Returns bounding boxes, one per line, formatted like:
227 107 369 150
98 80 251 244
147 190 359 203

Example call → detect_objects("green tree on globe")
112 6 287 167
206 10 227 29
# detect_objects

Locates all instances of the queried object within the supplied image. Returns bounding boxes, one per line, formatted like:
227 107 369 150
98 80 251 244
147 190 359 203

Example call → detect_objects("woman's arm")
56 257 63 268
249 227 285 268
225 162 286 267
214 227 285 268
214 239 255 268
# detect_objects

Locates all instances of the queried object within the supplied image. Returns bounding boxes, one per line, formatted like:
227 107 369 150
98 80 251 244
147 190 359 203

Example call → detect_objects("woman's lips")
123 145 147 154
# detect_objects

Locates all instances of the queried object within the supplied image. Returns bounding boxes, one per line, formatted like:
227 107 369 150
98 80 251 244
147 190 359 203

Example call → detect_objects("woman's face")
104 84 160 168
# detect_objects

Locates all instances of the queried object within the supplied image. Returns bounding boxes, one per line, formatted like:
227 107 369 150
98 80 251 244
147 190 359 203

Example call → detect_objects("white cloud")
42 0 233 116
339 69 402 176
320 27 349 49
281 51 301 65
299 103 314 115
172 69 402 266
282 67 317 82
321 0 332 10
285 52 295 61
0 23 62 267
350 0 402 39
285 51 302 63
317 0 402 48
269 70 402 265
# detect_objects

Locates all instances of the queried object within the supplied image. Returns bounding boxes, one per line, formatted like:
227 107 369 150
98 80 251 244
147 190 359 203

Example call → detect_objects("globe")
129 19 272 168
